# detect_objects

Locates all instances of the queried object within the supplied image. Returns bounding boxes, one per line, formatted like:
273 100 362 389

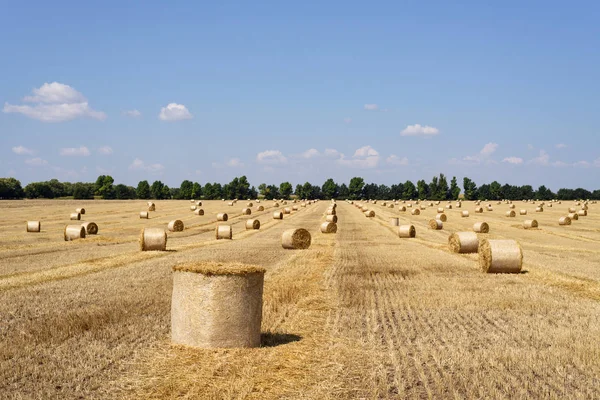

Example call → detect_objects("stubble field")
1 198 600 399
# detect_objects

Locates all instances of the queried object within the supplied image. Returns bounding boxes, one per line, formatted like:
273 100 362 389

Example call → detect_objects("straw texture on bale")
148 203 156 211
171 262 265 348
523 220 538 229
399 206 407 212
139 211 149 219
75 208 85 215
168 220 184 232
242 208 251 215
462 211 470 217
390 217 399 226
436 213 447 222
193 209 204 216
273 211 283 219
320 222 338 233
281 228 312 249
568 212 579 221
26 221 41 232
273 202 280 207
81 221 98 235
388 204 394 208
228 202 234 206
217 213 228 221
247 202 253 207
190 206 197 211
292 206 299 211
520 209 528 215
398 225 416 238
245 219 260 230
506 210 516 217
578 210 587 217
326 208 337 216
429 219 443 230
256 205 265 211
479 239 523 273
325 215 338 223
216 224 233 240
446 205 452 209
448 232 479 254
196 201 202 207
535 207 544 213
64 225 86 241
70 212 81 221
139 228 167 251
559 216 571 225
509 204 515 209
411 209 420 215
364 210 375 217
437 207 445 213
473 222 490 233
284 208 291 214
475 207 483 213
569 207 577 213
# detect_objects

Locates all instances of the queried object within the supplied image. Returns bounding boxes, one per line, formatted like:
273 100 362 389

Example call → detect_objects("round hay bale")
168 220 184 232
388 204 394 209
390 217 399 226
407 203 413 208
578 210 587 217
196 201 202 207
215 224 233 240
27 221 41 232
217 213 228 221
487 206 493 211
436 201 441 205
139 228 167 251
326 215 338 223
256 200 261 203
437 207 445 213
462 211 470 218
171 262 265 348
420 205 426 210
190 206 197 211
191 199 195 203
245 219 260 230
428 202 434 207
547 203 552 208
559 216 571 225
429 219 443 230
139 211 149 219
273 211 283 219
292 205 299 211
473 222 490 233
228 202 234 206
475 207 483 213
81 221 98 235
581 204 588 211
242 208 251 215
411 209 420 215
75 208 85 215
301 203 307 208
479 239 523 273
568 207 577 213
509 204 515 209
273 202 280 207
281 228 311 249
70 212 81 221
284 208 291 214
247 202 253 207
398 225 416 238
399 206 407 212
448 232 479 253
64 225 86 241
364 210 375 218
505 210 516 218
147 203 156 211
256 205 265 211
282 201 288 205
523 220 538 229
446 204 452 209
436 213 447 222
381 202 387 206
456 202 462 208
520 209 527 215
320 222 338 233
535 207 544 213
194 208 205 216
568 212 579 221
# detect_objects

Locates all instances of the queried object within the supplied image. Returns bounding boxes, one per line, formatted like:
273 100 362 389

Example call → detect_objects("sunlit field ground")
1 199 599 399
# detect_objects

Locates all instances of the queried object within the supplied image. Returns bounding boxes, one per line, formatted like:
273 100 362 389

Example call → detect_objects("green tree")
390 183 404 200
348 177 365 200
150 181 165 199
294 184 303 199
192 182 202 199
161 185 171 199
136 180 151 199
73 182 95 199
95 175 115 199
438 174 450 200
362 183 378 200
338 183 349 199
179 180 193 199
0 178 24 199
429 176 439 200
279 182 293 199
302 182 313 200
321 179 338 200
417 180 429 200
489 181 502 200
463 177 478 200
114 184 136 199
402 180 417 199
450 176 461 200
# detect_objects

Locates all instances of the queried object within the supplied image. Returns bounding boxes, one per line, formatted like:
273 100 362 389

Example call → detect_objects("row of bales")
27 206 99 240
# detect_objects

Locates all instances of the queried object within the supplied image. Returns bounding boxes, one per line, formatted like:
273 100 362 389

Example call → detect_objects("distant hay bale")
388 204 394 209
75 208 85 215
446 204 452 209
523 220 538 229
26 221 41 232
399 206 407 212
326 215 338 223
284 208 291 214
70 212 81 221
559 216 572 225
281 228 311 249
139 228 167 251
420 205 426 210
247 202 253 207
475 207 483 213
509 204 515 209
569 207 577 213
462 211 470 217
292 205 299 211
473 222 489 233
448 232 479 253
81 221 98 235
273 211 283 219
381 202 387 206
407 203 413 208
505 210 516 218
535 207 543 213
190 206 197 211
256 205 265 211
139 211 149 219
364 210 375 217
274 202 280 207
436 213 447 222
398 225 416 238
196 201 203 207
242 208 251 215
456 202 462 208
428 202 434 207
578 210 587 217
64 225 86 241
171 262 265 348
429 219 443 230
168 220 184 232
436 201 441 205
547 203 552 208
228 202 234 206
217 213 228 221
216 224 233 240
147 202 156 211
437 207 445 213
487 206 493 211
301 203 307 208
320 222 338 233
194 209 205 216
256 200 261 203
191 199 195 203
411 209 420 215
520 209 527 215
479 239 523 273
245 219 260 230
282 201 288 205
390 217 399 226
568 212 579 221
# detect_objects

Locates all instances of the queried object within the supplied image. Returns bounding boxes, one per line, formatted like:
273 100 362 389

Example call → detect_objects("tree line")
1 174 599 201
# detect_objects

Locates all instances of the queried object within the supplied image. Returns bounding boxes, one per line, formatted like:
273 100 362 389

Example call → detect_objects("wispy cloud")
25 157 48 167
502 157 523 165
159 103 193 121
343 117 352 124
123 109 141 118
364 104 378 111
256 150 287 165
98 146 113 155
129 158 164 172
555 143 567 149
529 150 550 166
337 145 380 168
400 124 440 137
12 145 35 155
60 146 90 156
461 142 499 164
386 154 409 166
227 158 244 167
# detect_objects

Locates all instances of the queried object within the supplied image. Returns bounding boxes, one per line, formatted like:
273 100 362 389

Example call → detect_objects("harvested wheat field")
1 199 600 399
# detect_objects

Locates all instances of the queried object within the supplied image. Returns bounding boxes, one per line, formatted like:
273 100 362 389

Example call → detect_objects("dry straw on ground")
26 221 41 232
81 222 98 235
139 228 167 251
436 213 447 222
320 222 338 233
326 215 338 223
167 220 184 232
429 219 443 230
448 232 479 253
281 228 312 249
474 221 490 233
559 216 572 225
479 239 523 273
398 224 416 238
523 220 538 229
217 213 228 221
70 212 81 221
64 225 85 241
216 225 233 240
245 219 260 230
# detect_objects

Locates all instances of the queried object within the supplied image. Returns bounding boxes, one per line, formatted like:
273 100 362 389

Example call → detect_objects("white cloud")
301 148 320 159
159 103 193 121
400 124 440 137
226 158 244 167
25 157 48 167
527 144 534 150
462 143 499 164
337 145 380 168
364 104 378 111
123 109 141 118
573 161 591 168
386 155 409 166
594 158 600 167
98 146 113 155
324 148 341 158
3 82 106 122
502 157 524 165
195 169 202 175
552 161 570 168
129 158 164 172
555 143 567 149
480 142 498 156
60 146 90 156
256 150 287 165
343 117 352 124
529 150 550 166
12 145 35 155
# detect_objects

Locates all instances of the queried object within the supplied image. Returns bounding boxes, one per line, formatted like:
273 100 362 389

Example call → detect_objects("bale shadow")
260 332 302 348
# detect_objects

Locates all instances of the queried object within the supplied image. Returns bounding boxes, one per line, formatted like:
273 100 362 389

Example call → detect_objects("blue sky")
1 1 599 191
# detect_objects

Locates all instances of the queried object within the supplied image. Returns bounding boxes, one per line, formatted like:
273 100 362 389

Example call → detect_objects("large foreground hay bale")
390 217 399 226
559 216 571 225
523 220 538 229
171 262 265 348
282 228 311 249
429 219 443 230
139 228 167 251
139 211 149 219
449 232 479 253
81 221 98 235
245 219 260 230
273 211 283 219
217 213 228 221
75 208 85 215
26 221 41 232
479 239 523 273
216 224 232 240
473 222 489 233
242 208 252 215
462 211 470 218
64 225 86 241
411 209 420 215
70 212 81 221
436 213 447 222
398 225 416 238
320 222 338 233
326 215 338 223
168 220 184 232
